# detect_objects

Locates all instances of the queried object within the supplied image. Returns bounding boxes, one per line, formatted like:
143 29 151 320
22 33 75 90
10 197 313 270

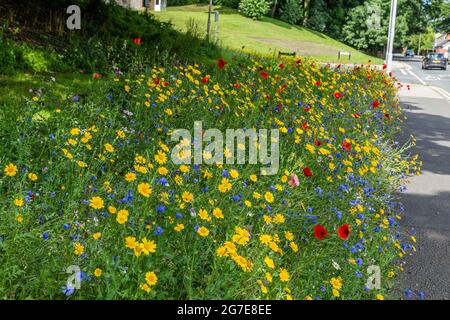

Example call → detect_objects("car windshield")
428 53 444 59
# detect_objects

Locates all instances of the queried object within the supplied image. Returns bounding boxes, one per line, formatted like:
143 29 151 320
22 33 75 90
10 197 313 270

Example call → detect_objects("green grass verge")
156 5 383 65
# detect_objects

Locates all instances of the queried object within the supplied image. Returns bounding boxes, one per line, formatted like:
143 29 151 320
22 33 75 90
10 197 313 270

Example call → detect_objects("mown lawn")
156 5 383 65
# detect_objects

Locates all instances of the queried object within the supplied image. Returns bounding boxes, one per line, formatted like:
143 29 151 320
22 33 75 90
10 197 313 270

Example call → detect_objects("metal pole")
206 0 212 41
417 34 421 56
385 0 398 74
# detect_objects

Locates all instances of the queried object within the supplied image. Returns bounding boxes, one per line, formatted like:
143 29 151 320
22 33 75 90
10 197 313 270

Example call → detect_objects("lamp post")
385 0 398 74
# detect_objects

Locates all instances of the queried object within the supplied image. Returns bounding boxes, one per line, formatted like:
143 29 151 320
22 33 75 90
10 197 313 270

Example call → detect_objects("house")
435 33 450 58
114 0 166 12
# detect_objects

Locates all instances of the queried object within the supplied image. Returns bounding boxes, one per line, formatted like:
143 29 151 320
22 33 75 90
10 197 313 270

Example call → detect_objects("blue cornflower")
154 226 163 235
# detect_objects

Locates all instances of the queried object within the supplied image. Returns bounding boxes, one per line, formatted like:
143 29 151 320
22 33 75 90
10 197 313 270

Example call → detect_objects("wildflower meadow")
0 57 420 300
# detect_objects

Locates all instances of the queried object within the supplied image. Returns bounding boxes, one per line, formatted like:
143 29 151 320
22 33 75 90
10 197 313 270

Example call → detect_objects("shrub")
279 0 303 25
239 0 271 20
0 35 16 75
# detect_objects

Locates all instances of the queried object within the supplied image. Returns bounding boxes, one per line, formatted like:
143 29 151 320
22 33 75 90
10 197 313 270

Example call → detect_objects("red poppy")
201 76 209 83
334 91 343 99
353 113 360 118
337 224 350 240
341 140 351 152
92 73 101 79
382 64 387 70
301 122 309 130
217 58 227 70
372 100 380 108
303 167 313 177
384 113 390 119
314 224 328 240
133 37 141 45
233 83 241 89
163 81 169 87
315 81 321 86
260 71 268 79
295 59 302 64
154 78 160 85
304 106 311 112
314 139 322 146
278 63 284 69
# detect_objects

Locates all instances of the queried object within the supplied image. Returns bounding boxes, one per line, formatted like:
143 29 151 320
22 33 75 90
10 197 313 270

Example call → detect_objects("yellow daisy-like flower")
116 209 129 224
249 174 258 182
89 196 104 210
264 256 275 269
154 150 167 165
94 268 102 277
125 236 138 249
141 237 157 255
145 271 158 286
182 191 193 203
197 226 210 237
4 163 18 177
74 242 85 256
229 169 239 179
104 143 114 153
14 198 24 207
137 182 152 198
213 208 224 219
330 277 343 290
93 232 102 240
27 172 38 181
174 223 185 232
279 268 290 282
264 192 274 203
108 206 117 214
376 294 384 300
16 214 24 223
125 172 137 182
140 283 151 293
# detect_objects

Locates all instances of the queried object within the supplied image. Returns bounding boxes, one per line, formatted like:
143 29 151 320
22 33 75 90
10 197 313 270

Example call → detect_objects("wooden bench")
338 51 351 60
278 51 296 58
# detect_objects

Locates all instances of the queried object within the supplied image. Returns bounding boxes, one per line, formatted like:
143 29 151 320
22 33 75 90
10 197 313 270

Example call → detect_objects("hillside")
157 5 383 64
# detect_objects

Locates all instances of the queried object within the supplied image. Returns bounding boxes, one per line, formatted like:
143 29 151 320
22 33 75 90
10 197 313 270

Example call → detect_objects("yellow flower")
14 198 24 207
174 223 185 232
145 271 158 286
16 214 24 223
264 192 274 203
70 128 81 135
157 167 168 175
27 172 38 181
93 232 102 240
332 288 340 298
125 236 138 249
265 272 273 283
330 277 343 290
116 130 126 138
264 256 275 269
4 163 18 177
229 169 239 179
213 207 224 219
218 178 232 193
232 227 250 245
376 294 384 300
137 182 152 198
140 283 151 293
198 208 211 221
141 237 157 255
125 172 137 182
116 209 129 224
182 191 193 203
89 196 104 210
259 234 273 246
108 206 117 214
154 150 167 165
197 226 210 237
94 268 102 277
74 242 85 256
249 174 258 182
104 143 114 153
279 268 290 282
289 242 299 252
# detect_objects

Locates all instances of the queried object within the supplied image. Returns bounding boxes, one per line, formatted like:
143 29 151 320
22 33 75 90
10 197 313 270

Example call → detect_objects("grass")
156 5 383 65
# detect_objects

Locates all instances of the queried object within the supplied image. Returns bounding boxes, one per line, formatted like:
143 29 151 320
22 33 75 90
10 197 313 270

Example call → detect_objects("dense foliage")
239 0 271 19
0 55 419 299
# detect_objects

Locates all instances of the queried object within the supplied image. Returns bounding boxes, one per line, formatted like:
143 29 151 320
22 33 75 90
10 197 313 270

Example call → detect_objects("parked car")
422 52 447 70
405 49 415 57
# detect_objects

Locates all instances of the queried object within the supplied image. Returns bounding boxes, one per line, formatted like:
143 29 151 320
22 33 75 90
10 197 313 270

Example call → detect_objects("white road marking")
400 69 407 75
406 69 427 85
432 86 450 101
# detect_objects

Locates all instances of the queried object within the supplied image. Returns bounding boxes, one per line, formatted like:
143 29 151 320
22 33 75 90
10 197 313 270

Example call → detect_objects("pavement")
391 58 450 299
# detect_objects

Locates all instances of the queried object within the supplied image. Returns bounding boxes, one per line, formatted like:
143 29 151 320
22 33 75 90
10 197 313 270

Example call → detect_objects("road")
392 55 450 100
392 65 450 299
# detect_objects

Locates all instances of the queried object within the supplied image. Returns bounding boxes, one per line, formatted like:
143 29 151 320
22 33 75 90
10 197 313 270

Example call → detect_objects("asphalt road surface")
393 55 450 99
394 80 450 299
